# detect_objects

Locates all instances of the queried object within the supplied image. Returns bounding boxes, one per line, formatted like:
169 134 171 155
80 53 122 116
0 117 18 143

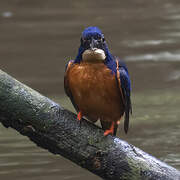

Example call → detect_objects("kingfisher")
64 27 132 136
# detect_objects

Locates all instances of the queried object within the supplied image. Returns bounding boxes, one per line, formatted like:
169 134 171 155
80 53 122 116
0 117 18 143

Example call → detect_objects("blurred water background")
0 0 180 179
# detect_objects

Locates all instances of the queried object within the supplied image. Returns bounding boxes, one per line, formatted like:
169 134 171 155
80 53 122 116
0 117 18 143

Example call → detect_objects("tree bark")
0 69 179 180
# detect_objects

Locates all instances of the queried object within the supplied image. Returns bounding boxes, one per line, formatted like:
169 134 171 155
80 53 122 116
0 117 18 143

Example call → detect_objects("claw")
104 121 115 136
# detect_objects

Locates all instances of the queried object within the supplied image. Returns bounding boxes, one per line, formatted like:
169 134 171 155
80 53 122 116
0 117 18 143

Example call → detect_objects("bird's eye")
97 38 102 43
82 37 91 43
97 37 105 43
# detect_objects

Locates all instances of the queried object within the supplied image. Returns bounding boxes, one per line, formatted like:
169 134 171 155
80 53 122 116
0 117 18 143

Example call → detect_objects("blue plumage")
118 65 132 133
75 27 128 74
65 26 132 135
82 26 102 39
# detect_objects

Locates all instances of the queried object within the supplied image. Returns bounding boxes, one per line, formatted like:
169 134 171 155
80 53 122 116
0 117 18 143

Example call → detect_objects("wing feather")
116 60 132 134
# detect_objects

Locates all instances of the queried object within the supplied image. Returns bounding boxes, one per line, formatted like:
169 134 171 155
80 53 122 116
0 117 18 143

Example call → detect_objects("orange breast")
67 62 124 122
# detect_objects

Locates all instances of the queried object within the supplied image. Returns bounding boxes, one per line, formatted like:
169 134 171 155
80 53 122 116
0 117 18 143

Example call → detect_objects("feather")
64 60 79 112
116 60 132 134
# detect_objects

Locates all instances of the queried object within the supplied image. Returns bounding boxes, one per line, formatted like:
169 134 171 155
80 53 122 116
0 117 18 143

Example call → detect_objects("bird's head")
75 27 110 63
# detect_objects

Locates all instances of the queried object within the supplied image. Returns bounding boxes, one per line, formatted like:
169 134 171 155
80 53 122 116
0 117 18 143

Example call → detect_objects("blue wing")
117 60 132 133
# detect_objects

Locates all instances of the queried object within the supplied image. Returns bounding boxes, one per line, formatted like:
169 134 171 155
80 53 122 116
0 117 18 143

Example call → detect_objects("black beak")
90 37 98 50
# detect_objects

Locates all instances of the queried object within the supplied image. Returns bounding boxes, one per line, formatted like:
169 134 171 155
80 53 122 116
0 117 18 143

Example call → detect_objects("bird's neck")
75 46 113 62
74 47 117 74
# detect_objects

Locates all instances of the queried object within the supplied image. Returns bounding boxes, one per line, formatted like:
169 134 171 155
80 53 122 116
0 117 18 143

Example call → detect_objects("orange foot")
104 122 115 136
77 111 82 121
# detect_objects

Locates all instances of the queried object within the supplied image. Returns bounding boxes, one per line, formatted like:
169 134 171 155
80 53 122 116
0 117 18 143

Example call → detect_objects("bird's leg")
77 111 82 121
104 121 115 136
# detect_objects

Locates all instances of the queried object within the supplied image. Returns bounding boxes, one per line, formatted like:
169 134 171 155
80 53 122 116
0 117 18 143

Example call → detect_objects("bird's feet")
104 121 115 136
77 111 82 121
77 111 82 127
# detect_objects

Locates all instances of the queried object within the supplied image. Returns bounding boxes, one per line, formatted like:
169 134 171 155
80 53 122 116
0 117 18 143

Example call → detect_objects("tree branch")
0 69 179 180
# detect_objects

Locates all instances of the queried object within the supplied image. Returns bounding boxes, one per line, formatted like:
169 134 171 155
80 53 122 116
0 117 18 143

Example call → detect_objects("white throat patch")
82 48 106 62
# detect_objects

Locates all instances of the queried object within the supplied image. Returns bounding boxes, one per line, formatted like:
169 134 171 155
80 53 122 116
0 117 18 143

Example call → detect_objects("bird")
64 26 132 136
